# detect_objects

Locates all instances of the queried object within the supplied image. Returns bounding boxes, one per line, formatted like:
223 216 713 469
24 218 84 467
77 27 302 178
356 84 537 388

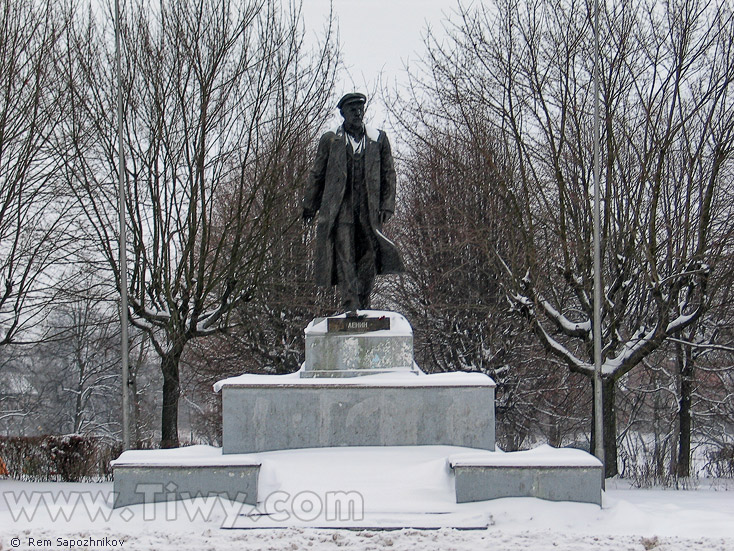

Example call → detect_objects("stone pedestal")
112 310 602 512
301 311 417 378
217 372 496 454
214 311 496 453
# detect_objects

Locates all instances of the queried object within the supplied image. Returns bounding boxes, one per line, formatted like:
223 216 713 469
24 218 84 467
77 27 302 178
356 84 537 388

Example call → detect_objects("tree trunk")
160 343 184 448
131 372 141 448
603 377 618 477
677 343 694 478
74 369 84 434
74 352 85 434
591 376 618 478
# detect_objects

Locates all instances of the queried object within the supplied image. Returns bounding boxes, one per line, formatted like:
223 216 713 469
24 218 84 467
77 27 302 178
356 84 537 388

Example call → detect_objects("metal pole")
592 0 605 484
115 0 131 451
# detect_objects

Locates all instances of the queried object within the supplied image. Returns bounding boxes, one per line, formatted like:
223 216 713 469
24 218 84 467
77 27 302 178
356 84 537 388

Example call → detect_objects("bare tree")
181 123 346 444
0 348 39 435
667 293 734 478
401 0 734 476
26 291 120 436
59 0 337 447
391 123 514 374
0 0 76 347
383 105 585 450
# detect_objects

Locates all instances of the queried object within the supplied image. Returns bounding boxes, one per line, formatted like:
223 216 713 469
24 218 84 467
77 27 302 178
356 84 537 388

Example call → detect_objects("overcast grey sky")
301 0 460 128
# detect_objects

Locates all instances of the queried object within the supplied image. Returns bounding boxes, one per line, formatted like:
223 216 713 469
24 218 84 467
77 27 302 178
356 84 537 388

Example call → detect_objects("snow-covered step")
239 445 492 528
111 446 260 508
450 445 603 505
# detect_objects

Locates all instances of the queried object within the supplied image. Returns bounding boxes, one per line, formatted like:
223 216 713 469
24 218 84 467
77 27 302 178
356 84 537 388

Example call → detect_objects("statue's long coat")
303 125 404 287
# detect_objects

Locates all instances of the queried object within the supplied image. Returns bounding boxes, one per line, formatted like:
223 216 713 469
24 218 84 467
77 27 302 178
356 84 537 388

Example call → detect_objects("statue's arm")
379 132 396 218
303 132 332 219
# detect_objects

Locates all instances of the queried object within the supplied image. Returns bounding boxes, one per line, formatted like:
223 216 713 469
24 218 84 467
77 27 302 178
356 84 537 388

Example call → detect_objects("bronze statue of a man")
303 93 404 312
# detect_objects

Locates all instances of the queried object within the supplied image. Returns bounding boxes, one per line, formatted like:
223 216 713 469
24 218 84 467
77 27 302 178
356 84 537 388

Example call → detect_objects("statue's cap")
337 92 366 109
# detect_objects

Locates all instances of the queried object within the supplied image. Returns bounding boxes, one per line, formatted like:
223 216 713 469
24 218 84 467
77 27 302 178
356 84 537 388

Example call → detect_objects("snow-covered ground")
2 446 733 550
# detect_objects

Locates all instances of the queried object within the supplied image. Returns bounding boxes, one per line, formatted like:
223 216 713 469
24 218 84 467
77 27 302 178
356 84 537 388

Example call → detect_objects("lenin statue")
303 93 404 313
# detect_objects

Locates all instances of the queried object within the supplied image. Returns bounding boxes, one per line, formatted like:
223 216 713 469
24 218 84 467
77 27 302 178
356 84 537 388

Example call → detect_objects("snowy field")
2 446 733 551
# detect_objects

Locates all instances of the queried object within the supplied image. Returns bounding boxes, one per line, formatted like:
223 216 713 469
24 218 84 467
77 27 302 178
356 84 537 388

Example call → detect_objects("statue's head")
337 93 366 130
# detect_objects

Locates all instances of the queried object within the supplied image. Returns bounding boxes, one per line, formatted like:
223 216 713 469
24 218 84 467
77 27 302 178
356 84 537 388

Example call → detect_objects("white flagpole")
593 0 605 483
115 0 131 451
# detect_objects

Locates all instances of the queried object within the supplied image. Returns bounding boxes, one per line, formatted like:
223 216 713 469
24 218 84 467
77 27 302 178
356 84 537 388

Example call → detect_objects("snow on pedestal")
111 311 602 515
449 445 603 505
216 367 496 454
215 311 495 453
301 310 417 377
111 445 260 508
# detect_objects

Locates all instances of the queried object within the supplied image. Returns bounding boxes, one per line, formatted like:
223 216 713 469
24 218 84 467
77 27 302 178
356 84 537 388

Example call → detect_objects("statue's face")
340 102 364 129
